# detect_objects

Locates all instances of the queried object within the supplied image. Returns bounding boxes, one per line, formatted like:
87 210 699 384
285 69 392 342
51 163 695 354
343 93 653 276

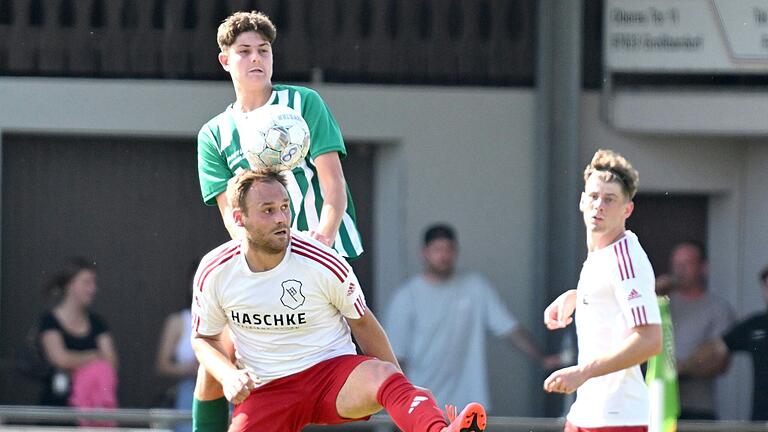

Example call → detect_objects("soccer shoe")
443 402 486 432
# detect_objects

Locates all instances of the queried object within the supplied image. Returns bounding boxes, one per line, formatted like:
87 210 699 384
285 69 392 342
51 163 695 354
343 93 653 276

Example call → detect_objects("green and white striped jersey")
197 84 363 259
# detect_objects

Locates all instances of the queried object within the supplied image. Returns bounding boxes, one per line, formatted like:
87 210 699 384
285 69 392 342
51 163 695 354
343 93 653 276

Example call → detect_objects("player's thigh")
229 390 305 432
336 359 399 419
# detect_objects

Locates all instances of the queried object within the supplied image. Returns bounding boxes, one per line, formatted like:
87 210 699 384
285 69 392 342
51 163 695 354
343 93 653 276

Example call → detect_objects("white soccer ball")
240 104 310 171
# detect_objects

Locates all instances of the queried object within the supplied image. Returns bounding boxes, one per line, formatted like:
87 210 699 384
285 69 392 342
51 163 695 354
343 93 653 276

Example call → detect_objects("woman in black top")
37 257 118 406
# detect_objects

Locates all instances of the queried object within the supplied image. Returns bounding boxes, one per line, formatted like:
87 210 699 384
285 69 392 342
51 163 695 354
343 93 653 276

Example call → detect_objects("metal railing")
1 406 767 432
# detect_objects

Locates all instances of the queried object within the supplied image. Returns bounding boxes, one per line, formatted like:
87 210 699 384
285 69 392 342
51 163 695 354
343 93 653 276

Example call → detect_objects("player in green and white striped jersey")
193 11 364 432
197 13 363 260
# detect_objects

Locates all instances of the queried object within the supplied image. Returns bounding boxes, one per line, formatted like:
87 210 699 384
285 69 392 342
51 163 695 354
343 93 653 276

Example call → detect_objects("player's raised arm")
215 191 243 240
310 152 347 246
544 289 576 330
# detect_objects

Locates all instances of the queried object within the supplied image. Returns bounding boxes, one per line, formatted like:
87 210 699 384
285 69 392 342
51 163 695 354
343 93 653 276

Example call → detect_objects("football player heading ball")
194 9 365 432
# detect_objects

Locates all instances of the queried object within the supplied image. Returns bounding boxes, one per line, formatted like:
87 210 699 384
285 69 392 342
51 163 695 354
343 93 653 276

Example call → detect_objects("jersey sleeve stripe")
292 238 350 278
197 249 240 292
613 244 627 281
292 237 350 275
623 239 636 278
353 296 366 316
631 306 648 326
618 241 632 280
192 314 200 332
194 244 240 288
291 248 345 282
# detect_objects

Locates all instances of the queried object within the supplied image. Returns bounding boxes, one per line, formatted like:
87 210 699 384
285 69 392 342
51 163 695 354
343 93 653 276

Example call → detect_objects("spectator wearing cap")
383 223 562 412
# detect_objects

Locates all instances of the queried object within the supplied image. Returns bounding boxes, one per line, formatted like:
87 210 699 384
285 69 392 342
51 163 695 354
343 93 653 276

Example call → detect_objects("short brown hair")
227 168 288 213
583 149 639 199
760 264 768 285
217 11 277 52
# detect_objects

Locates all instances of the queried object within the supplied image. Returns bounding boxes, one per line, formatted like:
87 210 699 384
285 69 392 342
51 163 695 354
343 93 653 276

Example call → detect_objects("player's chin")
270 230 290 246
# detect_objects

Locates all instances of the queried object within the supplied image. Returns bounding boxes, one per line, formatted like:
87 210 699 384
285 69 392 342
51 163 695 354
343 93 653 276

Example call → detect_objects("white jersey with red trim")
191 230 365 383
567 230 661 428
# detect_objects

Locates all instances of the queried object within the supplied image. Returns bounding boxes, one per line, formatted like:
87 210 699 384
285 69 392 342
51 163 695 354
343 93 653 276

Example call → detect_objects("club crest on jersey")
280 279 305 310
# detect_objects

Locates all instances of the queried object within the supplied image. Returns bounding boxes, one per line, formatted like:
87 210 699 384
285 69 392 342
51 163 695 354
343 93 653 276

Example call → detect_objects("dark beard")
247 232 289 255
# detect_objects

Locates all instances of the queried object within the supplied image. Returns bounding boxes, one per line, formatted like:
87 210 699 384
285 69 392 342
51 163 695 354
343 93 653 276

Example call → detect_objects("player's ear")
624 200 635 219
218 51 230 71
232 207 245 227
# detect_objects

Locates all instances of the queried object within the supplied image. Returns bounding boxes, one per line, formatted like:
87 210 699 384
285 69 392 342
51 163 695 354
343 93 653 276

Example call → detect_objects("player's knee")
368 360 401 387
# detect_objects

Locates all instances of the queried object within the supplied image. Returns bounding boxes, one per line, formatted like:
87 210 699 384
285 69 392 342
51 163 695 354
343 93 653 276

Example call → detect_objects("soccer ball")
240 104 310 171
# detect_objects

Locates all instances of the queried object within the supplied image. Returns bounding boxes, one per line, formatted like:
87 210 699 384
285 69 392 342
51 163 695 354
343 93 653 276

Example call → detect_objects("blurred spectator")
155 261 199 432
37 257 119 409
659 241 735 420
685 264 768 421
383 223 561 412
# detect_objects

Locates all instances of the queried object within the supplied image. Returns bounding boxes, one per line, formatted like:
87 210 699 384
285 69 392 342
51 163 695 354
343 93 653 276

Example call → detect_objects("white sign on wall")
604 0 768 72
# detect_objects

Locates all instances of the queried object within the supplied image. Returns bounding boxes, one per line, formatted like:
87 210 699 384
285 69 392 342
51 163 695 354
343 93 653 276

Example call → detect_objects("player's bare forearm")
191 333 239 384
215 192 242 240
581 324 662 379
192 333 259 404
545 324 661 394
347 310 402 371
312 152 347 245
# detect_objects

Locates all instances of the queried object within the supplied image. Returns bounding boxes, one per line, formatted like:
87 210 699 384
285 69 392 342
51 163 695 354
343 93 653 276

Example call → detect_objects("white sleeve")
326 270 367 320
611 239 661 328
191 270 228 337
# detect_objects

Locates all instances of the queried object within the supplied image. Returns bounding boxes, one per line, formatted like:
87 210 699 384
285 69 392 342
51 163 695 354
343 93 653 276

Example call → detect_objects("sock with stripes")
376 372 447 432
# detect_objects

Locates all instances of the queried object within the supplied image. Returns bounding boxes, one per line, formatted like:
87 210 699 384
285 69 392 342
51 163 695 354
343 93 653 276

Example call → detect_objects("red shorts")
564 421 648 432
229 354 374 432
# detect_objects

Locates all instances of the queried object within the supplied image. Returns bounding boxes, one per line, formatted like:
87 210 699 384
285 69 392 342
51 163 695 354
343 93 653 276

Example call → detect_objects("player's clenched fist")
544 289 576 330
543 365 587 394
223 369 260 404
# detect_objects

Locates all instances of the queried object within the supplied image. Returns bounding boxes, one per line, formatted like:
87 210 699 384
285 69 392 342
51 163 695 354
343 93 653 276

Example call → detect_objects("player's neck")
587 228 626 252
242 243 286 272
234 84 273 112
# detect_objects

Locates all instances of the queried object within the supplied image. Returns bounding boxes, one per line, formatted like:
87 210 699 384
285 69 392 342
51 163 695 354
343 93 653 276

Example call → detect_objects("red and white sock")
376 373 447 432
